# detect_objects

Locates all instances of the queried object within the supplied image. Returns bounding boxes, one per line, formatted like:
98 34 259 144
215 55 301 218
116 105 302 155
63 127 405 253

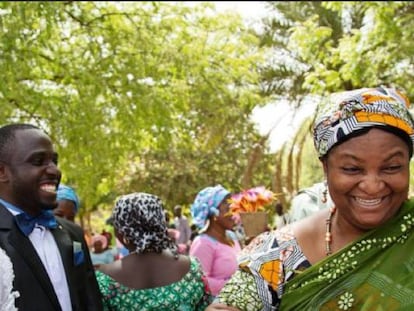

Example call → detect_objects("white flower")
0 247 19 311
338 292 354 310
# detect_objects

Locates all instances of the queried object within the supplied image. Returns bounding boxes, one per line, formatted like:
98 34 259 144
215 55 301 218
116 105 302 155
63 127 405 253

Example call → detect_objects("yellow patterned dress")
216 225 310 310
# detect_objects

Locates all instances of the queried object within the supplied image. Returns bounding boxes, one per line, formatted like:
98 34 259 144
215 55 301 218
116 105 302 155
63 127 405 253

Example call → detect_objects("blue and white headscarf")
191 184 230 229
57 184 80 212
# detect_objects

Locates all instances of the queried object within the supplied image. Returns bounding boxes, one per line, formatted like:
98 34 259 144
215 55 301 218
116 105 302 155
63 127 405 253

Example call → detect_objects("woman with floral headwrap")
190 185 241 297
206 87 414 311
95 192 212 310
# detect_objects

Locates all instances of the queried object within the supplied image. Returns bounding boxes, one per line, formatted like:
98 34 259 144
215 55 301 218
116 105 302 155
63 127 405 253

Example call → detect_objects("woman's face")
324 128 410 230
53 199 76 221
216 197 236 230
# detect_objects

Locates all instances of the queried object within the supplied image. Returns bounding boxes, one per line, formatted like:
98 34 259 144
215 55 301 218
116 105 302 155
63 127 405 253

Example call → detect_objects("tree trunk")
241 135 269 189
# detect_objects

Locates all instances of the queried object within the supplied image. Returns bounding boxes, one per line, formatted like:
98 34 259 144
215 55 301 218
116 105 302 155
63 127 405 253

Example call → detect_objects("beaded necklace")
325 206 336 256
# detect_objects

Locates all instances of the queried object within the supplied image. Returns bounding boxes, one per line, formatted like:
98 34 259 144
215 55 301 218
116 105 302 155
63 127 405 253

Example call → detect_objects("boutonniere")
73 241 85 266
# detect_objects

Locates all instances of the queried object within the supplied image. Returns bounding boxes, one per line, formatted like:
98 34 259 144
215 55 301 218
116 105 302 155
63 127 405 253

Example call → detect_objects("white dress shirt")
30 226 72 311
5 205 72 311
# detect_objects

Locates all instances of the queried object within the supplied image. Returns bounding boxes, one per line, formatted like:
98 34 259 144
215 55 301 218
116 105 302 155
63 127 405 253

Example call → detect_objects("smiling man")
0 123 102 311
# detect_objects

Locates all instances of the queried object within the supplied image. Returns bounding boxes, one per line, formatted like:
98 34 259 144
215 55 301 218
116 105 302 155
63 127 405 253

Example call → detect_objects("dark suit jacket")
0 204 103 311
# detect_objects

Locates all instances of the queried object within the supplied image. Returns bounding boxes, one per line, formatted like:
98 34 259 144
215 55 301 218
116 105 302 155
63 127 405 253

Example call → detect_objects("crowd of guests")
2 85 414 310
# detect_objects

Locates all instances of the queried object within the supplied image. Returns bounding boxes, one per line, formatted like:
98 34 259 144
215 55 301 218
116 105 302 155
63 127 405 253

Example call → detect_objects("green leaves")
0 2 268 216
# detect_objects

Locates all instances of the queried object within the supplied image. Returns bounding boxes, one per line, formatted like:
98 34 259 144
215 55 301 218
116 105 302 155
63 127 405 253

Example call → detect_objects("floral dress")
216 225 311 310
96 257 212 311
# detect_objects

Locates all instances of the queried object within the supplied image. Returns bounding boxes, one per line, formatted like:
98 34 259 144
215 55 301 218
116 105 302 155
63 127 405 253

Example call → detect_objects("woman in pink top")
190 185 241 296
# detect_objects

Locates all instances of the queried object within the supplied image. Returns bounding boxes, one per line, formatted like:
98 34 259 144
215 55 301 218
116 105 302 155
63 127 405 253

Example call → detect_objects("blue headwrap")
57 184 80 212
191 184 230 229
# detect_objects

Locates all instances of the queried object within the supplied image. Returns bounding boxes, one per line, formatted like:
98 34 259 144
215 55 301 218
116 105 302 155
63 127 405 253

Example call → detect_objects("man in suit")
0 123 102 310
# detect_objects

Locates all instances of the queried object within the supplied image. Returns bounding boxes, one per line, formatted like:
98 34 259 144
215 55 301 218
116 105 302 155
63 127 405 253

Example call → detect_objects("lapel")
2 205 61 309
0 203 13 233
51 220 77 303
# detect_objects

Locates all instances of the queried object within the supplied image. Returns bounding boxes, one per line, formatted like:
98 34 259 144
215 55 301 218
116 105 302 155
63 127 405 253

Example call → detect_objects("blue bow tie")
15 210 58 236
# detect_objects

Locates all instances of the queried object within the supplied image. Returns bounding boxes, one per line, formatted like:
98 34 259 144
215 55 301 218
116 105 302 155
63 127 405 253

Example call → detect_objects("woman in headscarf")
206 87 414 310
54 184 80 222
190 185 241 297
95 192 212 310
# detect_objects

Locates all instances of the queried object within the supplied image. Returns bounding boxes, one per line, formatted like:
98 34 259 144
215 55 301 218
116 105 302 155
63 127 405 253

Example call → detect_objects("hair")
0 124 41 160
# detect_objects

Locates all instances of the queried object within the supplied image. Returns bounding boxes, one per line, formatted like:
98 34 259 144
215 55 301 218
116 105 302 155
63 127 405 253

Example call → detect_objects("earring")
321 180 328 203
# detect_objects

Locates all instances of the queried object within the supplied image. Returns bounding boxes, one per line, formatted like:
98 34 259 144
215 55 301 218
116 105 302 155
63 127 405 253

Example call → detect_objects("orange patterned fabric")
216 225 311 310
313 87 414 158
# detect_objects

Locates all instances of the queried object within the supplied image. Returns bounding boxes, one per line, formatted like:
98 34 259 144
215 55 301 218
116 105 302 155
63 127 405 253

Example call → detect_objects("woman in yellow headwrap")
206 86 414 310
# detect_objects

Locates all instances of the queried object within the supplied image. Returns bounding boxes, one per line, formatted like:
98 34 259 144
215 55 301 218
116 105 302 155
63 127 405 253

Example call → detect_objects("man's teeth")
355 197 381 206
41 185 56 193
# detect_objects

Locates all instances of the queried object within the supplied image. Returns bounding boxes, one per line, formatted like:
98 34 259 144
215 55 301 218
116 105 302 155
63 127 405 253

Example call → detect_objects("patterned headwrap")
191 184 230 229
56 184 80 212
313 86 414 158
112 192 177 255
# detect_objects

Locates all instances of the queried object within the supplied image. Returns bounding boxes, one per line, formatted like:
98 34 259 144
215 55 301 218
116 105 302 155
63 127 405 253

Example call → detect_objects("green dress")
96 257 212 311
216 198 414 310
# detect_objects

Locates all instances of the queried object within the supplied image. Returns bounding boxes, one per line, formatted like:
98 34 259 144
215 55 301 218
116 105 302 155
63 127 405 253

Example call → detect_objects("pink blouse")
189 233 241 296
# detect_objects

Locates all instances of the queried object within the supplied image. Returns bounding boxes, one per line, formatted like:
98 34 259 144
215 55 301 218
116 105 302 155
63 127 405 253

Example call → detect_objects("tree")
0 2 271 226
258 1 414 200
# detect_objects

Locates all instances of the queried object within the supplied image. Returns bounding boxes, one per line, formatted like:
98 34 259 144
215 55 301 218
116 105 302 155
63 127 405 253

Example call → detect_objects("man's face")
2 129 61 215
